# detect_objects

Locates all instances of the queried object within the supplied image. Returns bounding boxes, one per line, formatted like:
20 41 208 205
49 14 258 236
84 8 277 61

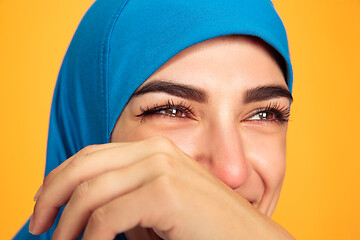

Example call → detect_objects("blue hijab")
15 0 293 239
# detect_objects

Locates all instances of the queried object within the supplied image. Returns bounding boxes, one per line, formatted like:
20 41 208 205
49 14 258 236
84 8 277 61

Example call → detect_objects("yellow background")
1 0 359 239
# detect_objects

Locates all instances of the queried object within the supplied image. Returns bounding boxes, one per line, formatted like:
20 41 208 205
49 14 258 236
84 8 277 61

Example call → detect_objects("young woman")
15 0 294 239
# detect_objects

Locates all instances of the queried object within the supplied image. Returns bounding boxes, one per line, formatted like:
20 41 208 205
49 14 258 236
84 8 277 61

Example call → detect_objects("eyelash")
136 100 194 122
244 102 291 124
136 100 290 124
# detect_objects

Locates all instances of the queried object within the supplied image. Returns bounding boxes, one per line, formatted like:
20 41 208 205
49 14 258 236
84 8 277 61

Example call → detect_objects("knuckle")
67 152 88 170
149 136 175 152
150 152 175 173
154 175 174 193
43 170 55 187
73 181 90 199
89 207 108 228
78 144 98 155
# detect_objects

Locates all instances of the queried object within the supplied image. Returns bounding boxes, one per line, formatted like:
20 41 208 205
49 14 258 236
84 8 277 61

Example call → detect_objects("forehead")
145 35 288 94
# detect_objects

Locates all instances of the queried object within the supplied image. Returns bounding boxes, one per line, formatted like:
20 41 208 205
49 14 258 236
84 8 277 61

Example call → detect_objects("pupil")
165 108 182 117
174 109 182 117
165 109 174 115
260 112 273 120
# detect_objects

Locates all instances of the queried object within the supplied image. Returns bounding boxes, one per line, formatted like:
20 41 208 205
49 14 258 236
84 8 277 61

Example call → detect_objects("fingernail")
33 185 43 202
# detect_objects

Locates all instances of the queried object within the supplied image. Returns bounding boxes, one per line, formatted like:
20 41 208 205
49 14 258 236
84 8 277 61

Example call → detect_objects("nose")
194 119 250 189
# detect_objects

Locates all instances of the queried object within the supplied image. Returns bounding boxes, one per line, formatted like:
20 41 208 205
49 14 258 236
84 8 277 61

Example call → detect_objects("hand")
29 136 294 240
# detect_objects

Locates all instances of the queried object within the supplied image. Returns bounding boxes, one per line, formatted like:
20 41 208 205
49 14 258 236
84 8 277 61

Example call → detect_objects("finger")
82 176 179 240
29 143 123 235
31 136 178 235
43 143 124 188
29 143 116 234
33 143 120 202
52 153 175 240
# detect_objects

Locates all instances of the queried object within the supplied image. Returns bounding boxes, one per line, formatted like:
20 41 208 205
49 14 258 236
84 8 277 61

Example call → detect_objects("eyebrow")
244 85 293 103
132 80 208 103
132 80 293 104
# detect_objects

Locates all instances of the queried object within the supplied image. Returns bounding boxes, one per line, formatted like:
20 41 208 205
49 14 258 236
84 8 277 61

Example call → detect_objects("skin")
29 36 294 240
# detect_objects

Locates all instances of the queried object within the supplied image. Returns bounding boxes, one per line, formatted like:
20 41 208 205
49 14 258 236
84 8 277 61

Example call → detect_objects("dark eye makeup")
136 99 290 124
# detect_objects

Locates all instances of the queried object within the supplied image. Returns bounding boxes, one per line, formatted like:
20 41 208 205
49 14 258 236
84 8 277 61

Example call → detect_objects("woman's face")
111 36 292 216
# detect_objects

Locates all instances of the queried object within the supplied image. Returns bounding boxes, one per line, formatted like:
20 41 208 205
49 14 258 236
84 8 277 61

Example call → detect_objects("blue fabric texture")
14 0 293 239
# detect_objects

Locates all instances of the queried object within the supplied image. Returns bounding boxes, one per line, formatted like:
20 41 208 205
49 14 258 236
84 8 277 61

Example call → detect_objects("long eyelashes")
136 100 291 124
136 99 193 122
250 102 291 123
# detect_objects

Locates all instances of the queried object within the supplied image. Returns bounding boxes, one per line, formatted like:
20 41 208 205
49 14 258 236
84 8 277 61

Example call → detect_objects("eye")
244 102 290 123
158 108 187 118
247 111 276 121
136 100 194 122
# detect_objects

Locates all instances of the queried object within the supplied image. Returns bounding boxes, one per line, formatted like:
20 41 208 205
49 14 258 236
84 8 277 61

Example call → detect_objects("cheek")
112 112 199 153
240 127 287 215
111 109 160 142
241 128 287 189
112 123 160 142
119 125 200 158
